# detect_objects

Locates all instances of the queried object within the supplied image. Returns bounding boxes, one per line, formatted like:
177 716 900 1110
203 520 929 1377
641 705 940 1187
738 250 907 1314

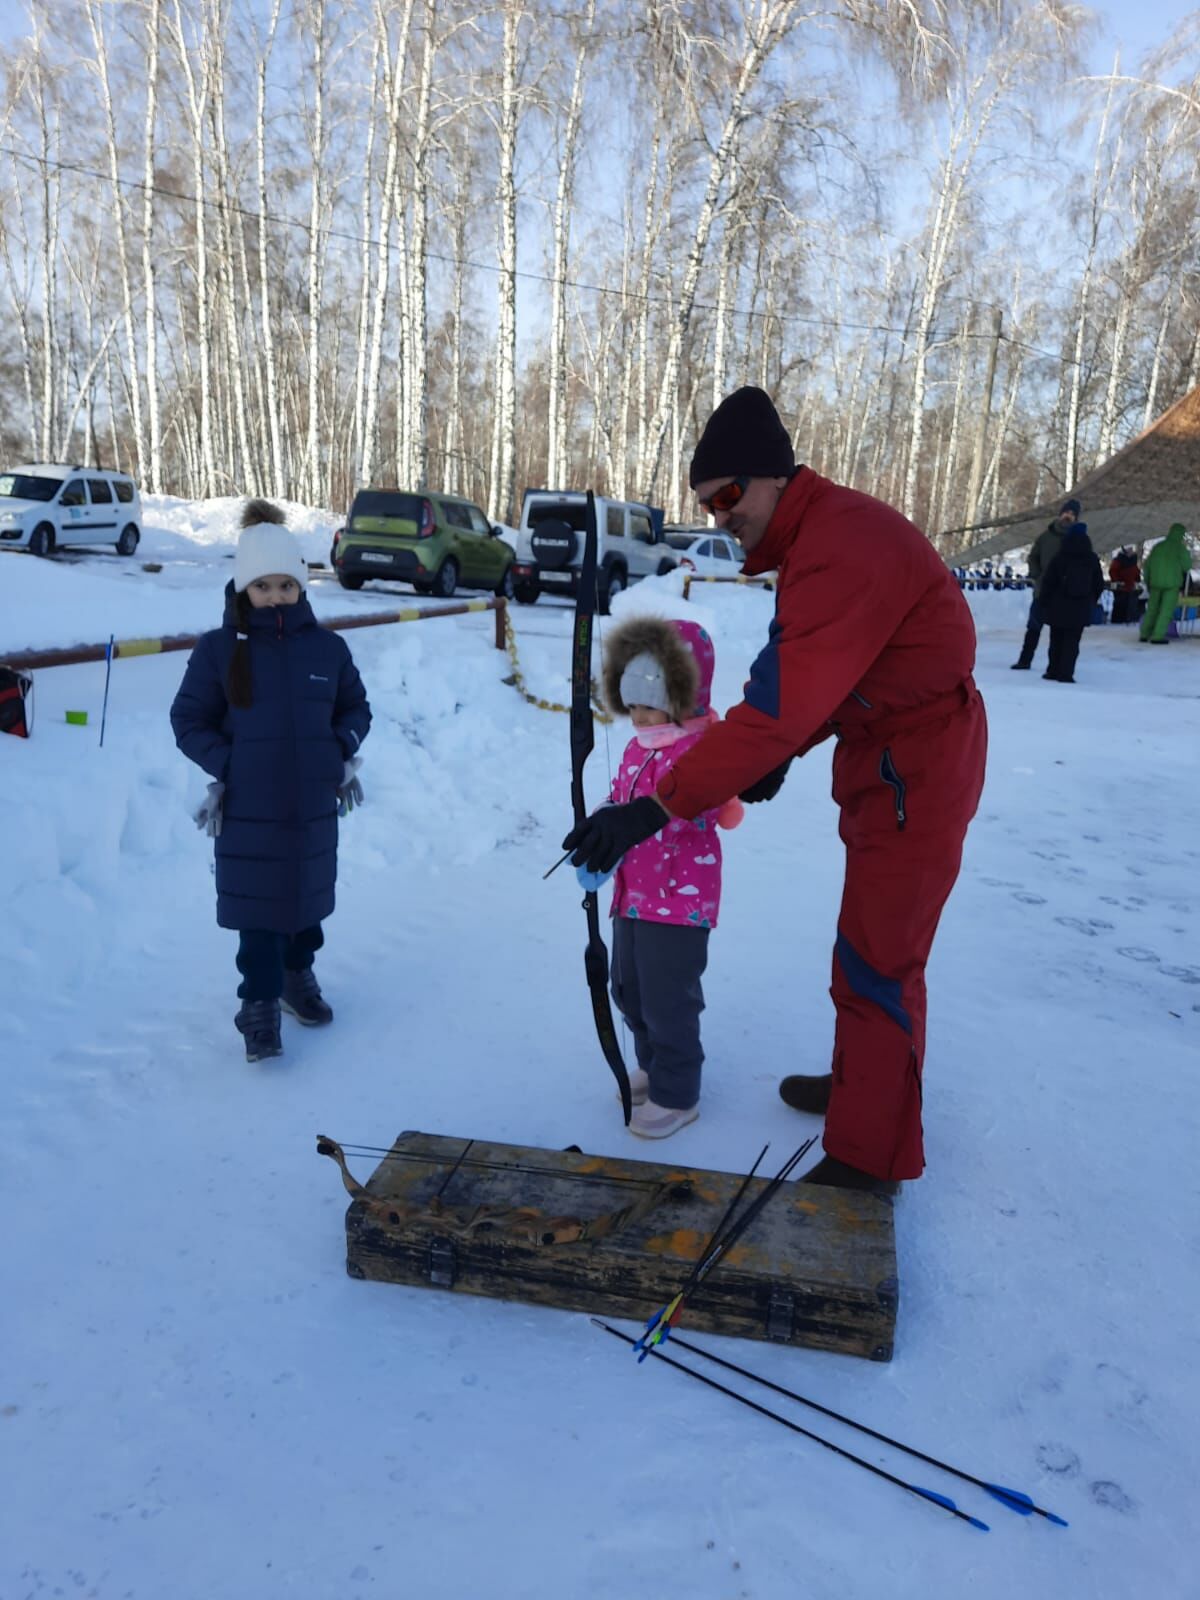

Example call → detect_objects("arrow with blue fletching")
594 1319 990 1532
657 1330 1068 1527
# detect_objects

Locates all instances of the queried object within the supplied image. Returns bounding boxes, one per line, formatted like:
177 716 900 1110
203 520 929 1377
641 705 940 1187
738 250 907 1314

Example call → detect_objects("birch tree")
546 0 593 491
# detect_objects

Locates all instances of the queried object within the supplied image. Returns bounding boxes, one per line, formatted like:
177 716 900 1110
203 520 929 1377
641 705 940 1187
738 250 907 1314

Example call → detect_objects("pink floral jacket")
609 714 740 931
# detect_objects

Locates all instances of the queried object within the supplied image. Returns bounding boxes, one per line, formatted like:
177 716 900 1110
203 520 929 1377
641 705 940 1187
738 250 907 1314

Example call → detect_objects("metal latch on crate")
428 1238 456 1288
766 1287 795 1342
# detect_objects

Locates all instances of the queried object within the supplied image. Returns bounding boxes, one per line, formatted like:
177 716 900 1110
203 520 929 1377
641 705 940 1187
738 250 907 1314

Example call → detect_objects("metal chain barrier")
502 609 612 724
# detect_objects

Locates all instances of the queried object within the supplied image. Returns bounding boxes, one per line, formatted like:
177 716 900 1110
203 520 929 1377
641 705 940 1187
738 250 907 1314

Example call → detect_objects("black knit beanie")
689 386 795 488
1061 498 1081 517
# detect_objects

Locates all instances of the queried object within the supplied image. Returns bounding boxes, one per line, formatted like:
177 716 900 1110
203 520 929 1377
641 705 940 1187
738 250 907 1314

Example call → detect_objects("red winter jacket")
657 467 978 819
1108 555 1140 591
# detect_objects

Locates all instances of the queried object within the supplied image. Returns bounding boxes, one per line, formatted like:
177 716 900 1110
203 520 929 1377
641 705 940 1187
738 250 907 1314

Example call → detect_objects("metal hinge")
766 1287 795 1343
429 1238 456 1289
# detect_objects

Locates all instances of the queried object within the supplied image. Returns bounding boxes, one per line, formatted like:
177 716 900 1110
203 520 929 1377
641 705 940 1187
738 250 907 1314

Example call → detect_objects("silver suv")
510 490 675 613
0 463 143 557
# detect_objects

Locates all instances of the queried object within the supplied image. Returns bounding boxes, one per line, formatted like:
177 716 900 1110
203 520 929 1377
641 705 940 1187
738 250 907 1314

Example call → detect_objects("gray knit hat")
619 652 672 714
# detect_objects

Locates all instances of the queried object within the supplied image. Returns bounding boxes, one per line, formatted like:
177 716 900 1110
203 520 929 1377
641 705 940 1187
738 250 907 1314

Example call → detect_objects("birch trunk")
171 0 216 497
902 76 1005 521
209 57 255 495
303 0 328 503
360 0 414 486
255 0 286 495
33 35 59 460
443 139 470 494
491 0 522 522
352 38 381 486
934 317 971 533
141 0 163 492
86 0 146 485
1065 61 1119 488
547 1 592 491
640 0 798 497
1142 277 1176 429
403 0 437 490
963 306 1001 525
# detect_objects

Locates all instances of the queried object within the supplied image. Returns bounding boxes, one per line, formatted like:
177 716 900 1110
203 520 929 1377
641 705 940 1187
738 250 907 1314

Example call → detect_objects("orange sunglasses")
698 475 750 516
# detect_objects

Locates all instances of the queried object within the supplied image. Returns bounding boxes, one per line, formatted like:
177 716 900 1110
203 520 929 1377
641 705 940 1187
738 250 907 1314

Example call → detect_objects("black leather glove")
563 796 667 876
739 757 793 804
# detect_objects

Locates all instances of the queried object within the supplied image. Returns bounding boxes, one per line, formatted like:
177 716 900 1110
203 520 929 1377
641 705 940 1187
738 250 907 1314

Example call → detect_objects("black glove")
563 796 667 876
739 757 793 804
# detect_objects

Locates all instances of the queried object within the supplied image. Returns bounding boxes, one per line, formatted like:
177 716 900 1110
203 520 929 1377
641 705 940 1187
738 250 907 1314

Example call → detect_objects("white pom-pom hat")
233 521 308 593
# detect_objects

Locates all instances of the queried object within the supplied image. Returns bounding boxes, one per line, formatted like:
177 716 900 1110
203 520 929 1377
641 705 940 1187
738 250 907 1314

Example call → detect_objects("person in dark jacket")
1011 499 1081 670
1108 547 1140 624
170 500 371 1062
1038 524 1104 683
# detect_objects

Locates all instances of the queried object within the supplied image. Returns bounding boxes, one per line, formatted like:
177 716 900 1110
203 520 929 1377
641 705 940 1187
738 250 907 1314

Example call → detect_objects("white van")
510 489 676 613
0 464 142 557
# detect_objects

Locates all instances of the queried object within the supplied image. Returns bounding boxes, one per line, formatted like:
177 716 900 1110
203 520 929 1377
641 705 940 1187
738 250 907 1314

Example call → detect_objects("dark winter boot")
803 1154 899 1198
1010 629 1038 669
778 1073 833 1115
281 967 334 1026
235 998 283 1062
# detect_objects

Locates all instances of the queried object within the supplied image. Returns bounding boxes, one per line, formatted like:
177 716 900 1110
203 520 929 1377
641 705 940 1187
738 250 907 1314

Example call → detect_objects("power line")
0 140 1041 353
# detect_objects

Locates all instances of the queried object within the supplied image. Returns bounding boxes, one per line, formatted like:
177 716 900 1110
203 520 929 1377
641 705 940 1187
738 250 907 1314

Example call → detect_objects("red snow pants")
821 683 988 1180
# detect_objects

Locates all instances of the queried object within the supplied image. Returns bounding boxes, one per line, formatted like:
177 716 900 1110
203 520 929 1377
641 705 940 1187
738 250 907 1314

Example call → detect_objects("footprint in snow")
1117 947 1160 964
1091 1480 1136 1514
1012 891 1046 905
1054 917 1113 935
1161 966 1200 985
1036 1443 1080 1477
980 876 1020 888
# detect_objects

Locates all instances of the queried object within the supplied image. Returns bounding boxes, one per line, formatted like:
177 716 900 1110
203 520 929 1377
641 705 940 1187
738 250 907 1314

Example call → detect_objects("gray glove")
193 781 225 838
337 757 364 818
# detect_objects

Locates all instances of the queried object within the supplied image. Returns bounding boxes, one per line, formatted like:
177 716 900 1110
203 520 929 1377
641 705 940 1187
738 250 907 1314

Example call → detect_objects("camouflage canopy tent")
942 384 1200 567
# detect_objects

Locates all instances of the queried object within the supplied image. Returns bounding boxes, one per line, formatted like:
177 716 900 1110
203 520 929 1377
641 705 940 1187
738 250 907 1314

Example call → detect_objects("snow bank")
2 499 1198 1600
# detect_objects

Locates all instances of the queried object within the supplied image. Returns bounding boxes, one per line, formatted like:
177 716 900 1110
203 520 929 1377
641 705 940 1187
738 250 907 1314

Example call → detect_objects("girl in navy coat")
171 500 371 1061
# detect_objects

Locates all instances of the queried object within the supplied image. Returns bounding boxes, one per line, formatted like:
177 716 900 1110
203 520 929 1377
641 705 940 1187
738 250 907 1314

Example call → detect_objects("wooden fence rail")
681 574 776 601
1 597 509 672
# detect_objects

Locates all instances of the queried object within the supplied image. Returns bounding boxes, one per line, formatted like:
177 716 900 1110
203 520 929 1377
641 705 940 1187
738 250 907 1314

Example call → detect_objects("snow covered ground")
2 502 1198 1600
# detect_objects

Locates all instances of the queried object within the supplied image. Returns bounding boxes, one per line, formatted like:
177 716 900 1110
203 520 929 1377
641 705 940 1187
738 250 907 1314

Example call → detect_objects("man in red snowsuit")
565 387 988 1193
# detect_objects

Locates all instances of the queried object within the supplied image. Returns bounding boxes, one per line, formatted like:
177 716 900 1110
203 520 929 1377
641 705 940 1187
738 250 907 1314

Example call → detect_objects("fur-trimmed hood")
601 616 715 721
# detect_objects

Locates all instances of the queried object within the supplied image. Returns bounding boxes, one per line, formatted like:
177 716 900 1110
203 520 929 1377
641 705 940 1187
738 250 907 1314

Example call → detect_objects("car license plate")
361 552 392 564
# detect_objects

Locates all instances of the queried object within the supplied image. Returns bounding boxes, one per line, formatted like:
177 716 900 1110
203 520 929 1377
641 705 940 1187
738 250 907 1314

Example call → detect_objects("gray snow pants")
611 917 710 1110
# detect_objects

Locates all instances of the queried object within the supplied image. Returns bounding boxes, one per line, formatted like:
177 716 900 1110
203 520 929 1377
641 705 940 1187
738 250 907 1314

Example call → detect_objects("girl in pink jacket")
600 617 741 1138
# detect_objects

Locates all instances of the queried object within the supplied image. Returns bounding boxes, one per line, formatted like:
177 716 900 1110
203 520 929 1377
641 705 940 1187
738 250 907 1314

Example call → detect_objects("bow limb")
317 1135 370 1202
571 490 633 1125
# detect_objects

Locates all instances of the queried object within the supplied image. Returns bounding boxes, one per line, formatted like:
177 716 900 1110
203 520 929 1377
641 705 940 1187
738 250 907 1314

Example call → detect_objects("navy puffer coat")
170 583 371 933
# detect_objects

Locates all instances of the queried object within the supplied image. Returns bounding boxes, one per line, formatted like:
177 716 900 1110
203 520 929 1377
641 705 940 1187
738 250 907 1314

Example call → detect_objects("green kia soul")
332 489 515 599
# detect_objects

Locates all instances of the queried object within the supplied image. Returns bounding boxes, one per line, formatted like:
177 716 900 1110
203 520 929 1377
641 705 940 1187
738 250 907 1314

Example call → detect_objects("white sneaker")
629 1099 699 1139
620 1069 650 1108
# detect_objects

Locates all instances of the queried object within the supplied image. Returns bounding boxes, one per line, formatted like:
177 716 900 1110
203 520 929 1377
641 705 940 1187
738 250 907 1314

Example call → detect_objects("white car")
664 529 743 576
0 463 142 557
511 490 676 613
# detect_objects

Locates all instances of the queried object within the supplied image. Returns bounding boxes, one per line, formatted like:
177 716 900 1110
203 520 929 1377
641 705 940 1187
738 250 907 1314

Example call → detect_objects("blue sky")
0 0 1193 64
1086 0 1197 63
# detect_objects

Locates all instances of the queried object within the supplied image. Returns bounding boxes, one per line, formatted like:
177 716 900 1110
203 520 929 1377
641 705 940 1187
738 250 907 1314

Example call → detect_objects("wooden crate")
319 1131 898 1362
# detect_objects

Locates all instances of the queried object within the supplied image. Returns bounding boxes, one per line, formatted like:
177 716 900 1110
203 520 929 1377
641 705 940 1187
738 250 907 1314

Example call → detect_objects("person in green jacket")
1140 524 1194 643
